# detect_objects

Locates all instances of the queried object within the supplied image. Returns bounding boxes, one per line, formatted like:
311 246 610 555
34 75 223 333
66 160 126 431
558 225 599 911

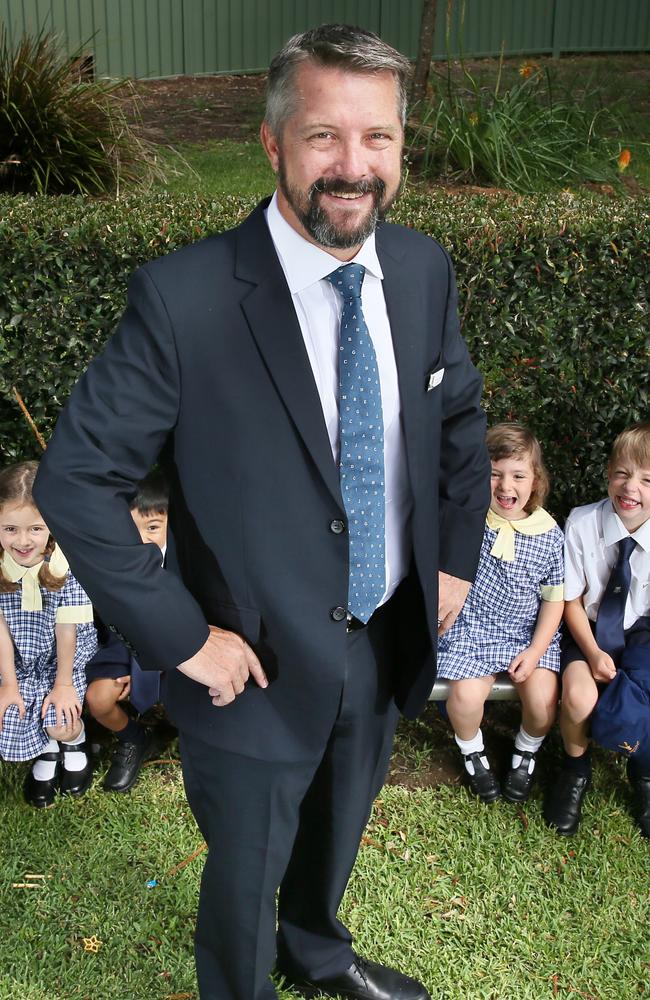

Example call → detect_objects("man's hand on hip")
437 571 471 635
177 625 268 707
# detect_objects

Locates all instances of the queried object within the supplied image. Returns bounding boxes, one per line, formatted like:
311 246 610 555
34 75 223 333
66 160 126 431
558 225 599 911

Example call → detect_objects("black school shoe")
280 954 430 1000
503 751 537 803
543 768 591 835
463 751 501 803
59 740 94 797
24 749 61 808
627 761 650 839
103 728 153 793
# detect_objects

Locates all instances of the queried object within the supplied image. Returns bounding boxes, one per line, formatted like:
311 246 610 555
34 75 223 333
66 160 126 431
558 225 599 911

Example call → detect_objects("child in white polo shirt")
544 422 650 838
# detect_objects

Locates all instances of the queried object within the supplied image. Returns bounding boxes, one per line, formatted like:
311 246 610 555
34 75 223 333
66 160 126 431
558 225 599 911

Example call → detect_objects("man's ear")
260 121 280 173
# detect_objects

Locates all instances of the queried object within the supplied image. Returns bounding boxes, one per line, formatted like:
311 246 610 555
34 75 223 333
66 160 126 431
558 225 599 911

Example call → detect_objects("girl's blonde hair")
608 422 650 472
0 461 66 592
486 423 550 512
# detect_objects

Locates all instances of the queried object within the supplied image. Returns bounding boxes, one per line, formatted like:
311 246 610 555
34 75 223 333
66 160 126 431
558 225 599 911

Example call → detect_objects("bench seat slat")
429 672 517 701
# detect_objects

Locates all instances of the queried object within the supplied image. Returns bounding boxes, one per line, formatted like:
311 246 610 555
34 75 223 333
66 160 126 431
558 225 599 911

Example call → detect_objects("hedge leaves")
1 190 647 518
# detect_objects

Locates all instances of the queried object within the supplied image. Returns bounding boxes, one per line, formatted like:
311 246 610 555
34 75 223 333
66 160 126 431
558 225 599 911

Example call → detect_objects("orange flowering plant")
617 148 631 172
518 63 539 80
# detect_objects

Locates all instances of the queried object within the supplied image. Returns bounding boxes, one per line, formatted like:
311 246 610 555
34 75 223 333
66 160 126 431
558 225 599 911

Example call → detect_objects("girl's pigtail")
39 536 67 592
0 558 20 594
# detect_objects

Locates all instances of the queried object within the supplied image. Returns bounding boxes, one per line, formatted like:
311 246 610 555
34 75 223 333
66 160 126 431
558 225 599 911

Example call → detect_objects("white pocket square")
426 367 445 391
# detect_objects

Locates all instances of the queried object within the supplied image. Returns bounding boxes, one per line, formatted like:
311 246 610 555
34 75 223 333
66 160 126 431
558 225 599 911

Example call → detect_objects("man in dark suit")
35 24 490 1000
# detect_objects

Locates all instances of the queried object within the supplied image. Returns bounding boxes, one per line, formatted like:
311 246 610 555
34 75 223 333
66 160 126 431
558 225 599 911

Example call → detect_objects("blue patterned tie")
595 535 636 660
327 263 386 623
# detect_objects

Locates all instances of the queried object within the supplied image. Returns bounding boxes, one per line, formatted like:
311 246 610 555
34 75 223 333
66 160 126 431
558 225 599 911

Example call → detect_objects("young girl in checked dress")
437 425 564 804
0 462 97 807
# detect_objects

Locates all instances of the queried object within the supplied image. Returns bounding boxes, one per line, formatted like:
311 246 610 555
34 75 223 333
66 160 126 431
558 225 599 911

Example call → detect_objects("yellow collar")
486 507 557 562
0 545 69 610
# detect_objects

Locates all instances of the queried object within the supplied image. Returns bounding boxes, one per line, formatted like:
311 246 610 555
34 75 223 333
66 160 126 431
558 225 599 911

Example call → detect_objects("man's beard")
277 165 398 249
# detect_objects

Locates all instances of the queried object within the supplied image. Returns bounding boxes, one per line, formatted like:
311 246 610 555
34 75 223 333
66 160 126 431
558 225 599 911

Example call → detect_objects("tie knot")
326 263 365 301
619 535 636 561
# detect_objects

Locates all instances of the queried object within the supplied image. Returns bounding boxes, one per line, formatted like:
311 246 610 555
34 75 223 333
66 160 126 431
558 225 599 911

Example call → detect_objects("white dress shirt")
265 193 412 605
564 498 650 626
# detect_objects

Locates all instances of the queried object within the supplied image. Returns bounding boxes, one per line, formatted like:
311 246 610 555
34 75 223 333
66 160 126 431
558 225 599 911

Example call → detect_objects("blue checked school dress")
437 508 564 680
0 548 97 761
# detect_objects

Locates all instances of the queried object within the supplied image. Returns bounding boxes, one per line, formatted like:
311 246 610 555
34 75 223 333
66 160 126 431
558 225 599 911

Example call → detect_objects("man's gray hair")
265 23 411 135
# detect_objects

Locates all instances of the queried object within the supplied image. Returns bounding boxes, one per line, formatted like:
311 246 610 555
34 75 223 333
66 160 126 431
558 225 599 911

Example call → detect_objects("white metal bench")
429 672 517 701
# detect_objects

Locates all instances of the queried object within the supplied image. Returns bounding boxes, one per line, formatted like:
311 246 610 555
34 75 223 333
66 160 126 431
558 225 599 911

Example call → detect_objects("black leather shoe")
103 729 153 793
543 768 591 835
283 955 430 1000
627 762 650 839
59 740 94 797
503 751 537 803
24 751 60 808
464 751 501 803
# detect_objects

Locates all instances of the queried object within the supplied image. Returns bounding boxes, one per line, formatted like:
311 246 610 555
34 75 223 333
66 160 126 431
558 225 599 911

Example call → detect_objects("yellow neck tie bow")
0 545 69 611
486 507 557 562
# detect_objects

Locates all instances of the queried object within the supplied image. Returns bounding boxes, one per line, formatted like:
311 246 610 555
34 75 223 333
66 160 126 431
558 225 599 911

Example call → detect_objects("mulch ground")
134 73 267 143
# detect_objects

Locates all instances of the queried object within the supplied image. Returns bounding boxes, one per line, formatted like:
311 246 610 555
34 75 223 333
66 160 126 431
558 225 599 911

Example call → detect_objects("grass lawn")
1 727 647 1000
162 140 274 199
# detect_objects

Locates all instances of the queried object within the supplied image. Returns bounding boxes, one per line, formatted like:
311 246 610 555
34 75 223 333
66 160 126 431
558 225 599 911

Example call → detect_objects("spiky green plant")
0 28 165 195
408 57 633 194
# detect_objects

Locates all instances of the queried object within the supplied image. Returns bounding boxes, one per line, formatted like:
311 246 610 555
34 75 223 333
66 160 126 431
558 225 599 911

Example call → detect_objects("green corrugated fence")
0 0 648 79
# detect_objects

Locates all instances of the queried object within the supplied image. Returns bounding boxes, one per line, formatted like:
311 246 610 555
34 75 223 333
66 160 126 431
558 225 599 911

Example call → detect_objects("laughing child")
436 424 564 804
544 422 650 837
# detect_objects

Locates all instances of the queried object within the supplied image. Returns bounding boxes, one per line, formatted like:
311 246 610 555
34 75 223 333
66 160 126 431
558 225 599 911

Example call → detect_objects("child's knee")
448 678 491 712
85 678 119 716
46 720 83 742
561 680 598 722
522 668 558 704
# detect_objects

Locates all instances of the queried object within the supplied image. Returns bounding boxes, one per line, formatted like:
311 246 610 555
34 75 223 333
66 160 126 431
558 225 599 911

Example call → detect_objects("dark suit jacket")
35 199 490 761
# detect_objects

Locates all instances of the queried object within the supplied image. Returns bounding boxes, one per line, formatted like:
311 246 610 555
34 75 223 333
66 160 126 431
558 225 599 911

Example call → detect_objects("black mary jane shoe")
281 954 431 1000
463 751 501 803
543 768 591 836
24 750 61 808
503 751 537 803
59 740 94 797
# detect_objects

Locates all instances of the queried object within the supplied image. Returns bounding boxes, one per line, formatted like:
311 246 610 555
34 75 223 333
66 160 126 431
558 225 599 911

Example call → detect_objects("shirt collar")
602 497 650 552
266 191 383 294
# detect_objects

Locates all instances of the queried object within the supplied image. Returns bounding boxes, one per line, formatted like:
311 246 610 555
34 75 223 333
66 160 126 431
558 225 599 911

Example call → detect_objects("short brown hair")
608 422 650 471
265 23 411 134
0 461 66 592
486 423 550 512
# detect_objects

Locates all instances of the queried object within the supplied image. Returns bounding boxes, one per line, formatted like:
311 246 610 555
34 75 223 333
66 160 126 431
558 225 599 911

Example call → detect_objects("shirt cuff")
540 584 564 602
56 604 94 624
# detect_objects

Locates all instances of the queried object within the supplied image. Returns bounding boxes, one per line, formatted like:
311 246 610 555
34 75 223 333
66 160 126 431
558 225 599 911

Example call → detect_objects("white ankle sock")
32 739 59 781
512 726 545 770
61 723 87 772
455 730 489 776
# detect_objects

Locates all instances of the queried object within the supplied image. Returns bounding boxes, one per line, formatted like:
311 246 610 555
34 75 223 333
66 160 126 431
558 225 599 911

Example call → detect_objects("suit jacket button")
331 606 347 622
330 519 345 534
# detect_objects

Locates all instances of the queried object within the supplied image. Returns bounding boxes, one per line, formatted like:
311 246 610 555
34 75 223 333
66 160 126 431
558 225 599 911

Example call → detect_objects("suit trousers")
179 599 401 1000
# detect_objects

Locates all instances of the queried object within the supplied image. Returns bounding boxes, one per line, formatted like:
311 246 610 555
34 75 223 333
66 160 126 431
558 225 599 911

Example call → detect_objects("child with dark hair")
544 422 650 837
436 424 564 804
0 461 97 807
84 471 169 792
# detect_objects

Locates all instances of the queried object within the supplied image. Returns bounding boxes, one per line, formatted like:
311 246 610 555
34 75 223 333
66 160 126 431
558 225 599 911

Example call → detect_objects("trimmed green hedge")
1 191 648 519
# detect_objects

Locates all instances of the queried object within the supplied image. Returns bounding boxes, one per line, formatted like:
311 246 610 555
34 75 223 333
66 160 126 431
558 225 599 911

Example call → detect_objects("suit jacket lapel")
235 203 343 510
376 227 423 494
